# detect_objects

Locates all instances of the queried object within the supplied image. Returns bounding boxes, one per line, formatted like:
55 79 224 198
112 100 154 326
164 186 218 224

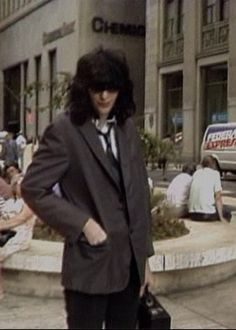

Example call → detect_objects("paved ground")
1 275 236 329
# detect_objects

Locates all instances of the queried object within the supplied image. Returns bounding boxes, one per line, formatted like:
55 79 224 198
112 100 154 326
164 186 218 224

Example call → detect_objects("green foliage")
138 129 176 170
139 129 159 169
151 190 189 241
23 71 72 113
33 220 63 242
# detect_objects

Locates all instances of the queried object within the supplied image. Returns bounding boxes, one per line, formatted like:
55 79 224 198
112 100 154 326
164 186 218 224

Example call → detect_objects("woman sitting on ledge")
188 155 231 223
0 175 35 300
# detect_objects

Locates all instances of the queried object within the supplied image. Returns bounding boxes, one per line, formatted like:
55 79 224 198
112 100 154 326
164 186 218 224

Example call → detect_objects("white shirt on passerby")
16 134 27 154
188 167 222 214
166 173 192 207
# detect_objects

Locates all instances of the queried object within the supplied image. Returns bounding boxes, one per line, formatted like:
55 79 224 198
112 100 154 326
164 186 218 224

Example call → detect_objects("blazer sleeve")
130 121 154 258
21 122 90 242
138 141 155 258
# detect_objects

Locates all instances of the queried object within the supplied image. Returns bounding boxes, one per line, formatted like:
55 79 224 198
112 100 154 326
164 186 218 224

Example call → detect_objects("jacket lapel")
77 120 121 191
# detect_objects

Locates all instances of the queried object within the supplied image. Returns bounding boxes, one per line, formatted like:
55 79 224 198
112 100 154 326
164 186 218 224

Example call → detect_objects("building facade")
145 0 236 161
0 0 146 139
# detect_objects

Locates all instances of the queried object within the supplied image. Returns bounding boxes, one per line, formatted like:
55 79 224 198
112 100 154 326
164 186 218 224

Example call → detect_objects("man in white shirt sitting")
167 163 196 218
188 155 231 222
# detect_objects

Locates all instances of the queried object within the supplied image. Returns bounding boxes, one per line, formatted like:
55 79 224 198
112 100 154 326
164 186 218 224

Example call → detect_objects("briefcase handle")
141 286 156 308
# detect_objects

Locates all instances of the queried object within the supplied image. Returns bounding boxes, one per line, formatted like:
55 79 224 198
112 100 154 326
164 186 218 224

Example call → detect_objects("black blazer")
21 112 154 294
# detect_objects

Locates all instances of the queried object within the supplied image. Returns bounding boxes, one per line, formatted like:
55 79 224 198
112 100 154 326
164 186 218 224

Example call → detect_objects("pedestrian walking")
158 134 175 180
21 48 154 329
16 131 27 171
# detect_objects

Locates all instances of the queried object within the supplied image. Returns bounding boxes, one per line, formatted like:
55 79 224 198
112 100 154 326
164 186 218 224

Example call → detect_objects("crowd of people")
166 155 232 223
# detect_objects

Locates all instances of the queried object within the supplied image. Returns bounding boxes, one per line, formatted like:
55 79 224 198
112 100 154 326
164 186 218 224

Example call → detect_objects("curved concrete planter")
3 220 236 297
150 220 236 294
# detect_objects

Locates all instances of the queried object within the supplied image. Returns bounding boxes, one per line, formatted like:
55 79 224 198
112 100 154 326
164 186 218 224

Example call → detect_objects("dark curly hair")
66 47 136 126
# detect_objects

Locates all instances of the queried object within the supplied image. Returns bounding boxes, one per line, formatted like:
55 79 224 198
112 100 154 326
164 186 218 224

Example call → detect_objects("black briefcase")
138 287 171 329
0 230 16 247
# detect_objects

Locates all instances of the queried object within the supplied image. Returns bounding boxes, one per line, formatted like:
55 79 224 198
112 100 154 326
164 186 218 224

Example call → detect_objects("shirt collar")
92 117 116 133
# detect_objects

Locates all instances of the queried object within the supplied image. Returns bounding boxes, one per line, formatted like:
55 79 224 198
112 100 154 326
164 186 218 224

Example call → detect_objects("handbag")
138 287 171 329
0 230 16 247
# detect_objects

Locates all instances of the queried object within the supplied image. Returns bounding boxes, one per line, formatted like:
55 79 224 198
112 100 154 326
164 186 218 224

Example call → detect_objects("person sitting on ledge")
0 175 35 300
188 155 231 223
166 163 196 218
3 161 22 185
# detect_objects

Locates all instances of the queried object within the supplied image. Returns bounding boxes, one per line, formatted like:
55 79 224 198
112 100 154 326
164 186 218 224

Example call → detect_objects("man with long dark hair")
21 48 154 329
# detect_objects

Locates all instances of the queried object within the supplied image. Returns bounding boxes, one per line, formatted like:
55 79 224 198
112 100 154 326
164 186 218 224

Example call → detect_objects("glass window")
204 0 216 25
165 0 175 38
177 0 184 34
23 61 28 135
3 65 21 133
165 0 184 38
205 64 228 128
164 72 183 137
35 55 41 138
49 49 57 122
220 0 229 21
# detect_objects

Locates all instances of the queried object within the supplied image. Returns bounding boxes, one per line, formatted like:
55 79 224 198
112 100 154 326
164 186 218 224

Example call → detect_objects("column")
20 63 25 132
38 50 50 137
145 0 160 134
25 58 36 140
0 71 4 129
182 0 198 161
228 0 236 122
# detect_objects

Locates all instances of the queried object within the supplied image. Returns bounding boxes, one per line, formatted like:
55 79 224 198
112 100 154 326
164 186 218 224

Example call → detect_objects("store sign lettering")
92 17 145 37
43 21 75 45
204 127 236 149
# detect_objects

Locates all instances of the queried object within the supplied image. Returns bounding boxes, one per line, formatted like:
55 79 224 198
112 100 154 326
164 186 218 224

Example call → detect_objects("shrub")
138 129 159 169
33 219 63 242
151 190 189 241
138 129 176 170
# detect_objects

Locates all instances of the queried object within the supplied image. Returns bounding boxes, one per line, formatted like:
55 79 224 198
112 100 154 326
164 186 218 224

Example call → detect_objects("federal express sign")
204 124 236 150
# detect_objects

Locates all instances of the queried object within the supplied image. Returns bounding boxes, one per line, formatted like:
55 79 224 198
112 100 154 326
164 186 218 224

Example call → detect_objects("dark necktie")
97 124 129 223
96 125 121 187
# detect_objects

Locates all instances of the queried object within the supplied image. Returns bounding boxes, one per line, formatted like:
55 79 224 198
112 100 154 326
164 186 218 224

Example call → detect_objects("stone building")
0 0 145 139
145 0 235 161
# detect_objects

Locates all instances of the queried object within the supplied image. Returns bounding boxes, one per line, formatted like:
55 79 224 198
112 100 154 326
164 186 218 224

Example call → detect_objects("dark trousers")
64 261 140 329
190 205 232 222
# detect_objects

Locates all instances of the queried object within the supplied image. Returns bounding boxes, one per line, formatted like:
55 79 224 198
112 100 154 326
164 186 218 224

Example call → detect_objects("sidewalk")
1 275 236 329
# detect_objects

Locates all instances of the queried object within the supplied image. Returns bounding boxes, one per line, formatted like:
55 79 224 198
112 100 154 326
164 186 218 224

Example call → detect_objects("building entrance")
3 65 21 134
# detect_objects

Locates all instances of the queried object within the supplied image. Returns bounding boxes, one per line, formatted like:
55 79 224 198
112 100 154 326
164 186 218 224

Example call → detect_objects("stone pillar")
228 0 236 122
0 71 4 129
182 0 198 161
38 50 50 138
145 0 160 134
25 58 36 140
20 63 25 133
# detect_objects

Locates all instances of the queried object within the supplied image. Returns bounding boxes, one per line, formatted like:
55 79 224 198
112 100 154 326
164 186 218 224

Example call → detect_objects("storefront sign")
92 16 145 37
43 21 75 45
